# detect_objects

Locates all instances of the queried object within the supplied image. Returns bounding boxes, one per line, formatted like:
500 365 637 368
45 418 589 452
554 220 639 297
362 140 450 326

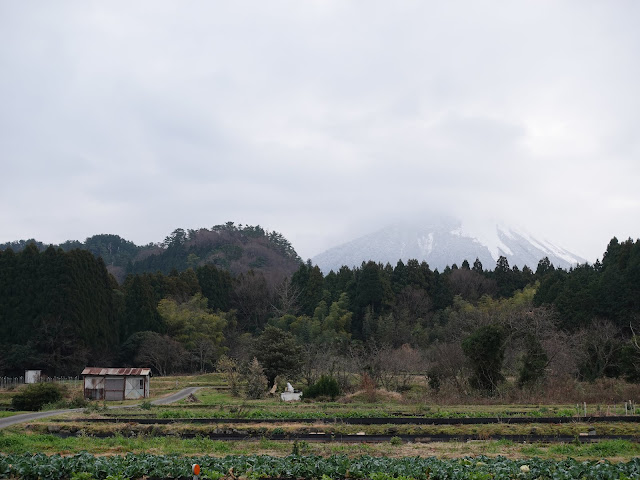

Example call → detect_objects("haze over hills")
311 216 587 274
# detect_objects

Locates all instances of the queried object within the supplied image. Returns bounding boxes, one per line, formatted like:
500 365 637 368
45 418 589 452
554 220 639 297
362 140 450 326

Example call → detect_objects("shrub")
11 383 66 411
427 369 443 392
253 326 303 386
244 357 268 399
216 355 241 396
302 375 340 400
517 334 548 388
69 393 88 408
462 325 505 393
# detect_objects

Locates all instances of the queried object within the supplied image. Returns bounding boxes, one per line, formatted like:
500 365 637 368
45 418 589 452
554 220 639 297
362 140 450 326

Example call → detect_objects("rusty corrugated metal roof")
81 367 151 376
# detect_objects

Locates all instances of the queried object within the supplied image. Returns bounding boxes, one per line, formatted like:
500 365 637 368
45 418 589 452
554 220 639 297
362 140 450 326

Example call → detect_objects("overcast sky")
1 1 639 262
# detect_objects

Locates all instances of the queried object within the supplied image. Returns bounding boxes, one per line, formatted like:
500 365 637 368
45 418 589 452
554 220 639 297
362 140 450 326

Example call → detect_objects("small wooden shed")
82 367 151 401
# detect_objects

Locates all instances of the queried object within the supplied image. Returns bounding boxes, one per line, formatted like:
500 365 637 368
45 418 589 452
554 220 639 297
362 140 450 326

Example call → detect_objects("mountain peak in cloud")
311 216 586 273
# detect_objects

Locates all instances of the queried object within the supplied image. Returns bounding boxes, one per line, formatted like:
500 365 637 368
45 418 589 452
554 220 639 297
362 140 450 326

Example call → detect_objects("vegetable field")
1 453 640 480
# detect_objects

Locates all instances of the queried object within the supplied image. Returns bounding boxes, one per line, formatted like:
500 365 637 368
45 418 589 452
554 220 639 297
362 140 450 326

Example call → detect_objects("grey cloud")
1 1 639 261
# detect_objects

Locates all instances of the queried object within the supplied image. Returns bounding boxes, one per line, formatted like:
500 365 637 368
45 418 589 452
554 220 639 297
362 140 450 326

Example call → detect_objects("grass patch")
2 430 639 460
184 389 231 405
482 438 515 454
580 440 639 457
549 440 640 458
520 444 545 456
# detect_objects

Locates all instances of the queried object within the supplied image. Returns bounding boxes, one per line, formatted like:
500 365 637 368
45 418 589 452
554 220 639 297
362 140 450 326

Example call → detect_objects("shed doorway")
104 377 125 401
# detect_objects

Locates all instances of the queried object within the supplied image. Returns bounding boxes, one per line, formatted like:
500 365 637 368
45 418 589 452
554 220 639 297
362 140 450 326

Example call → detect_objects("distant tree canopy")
0 245 119 375
0 223 302 284
1 231 640 389
534 238 640 331
128 223 301 278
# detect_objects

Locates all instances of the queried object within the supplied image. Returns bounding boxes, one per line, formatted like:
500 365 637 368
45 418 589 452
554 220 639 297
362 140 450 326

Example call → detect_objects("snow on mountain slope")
311 217 586 273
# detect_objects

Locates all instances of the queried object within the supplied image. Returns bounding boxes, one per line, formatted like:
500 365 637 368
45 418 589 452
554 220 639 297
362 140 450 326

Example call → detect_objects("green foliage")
120 275 165 341
3 230 640 385
620 341 640 382
517 334 548 388
196 265 232 311
291 262 326 317
0 245 119 375
284 293 353 347
129 223 301 277
118 331 158 366
534 238 640 333
11 383 65 411
302 375 340 400
462 325 505 393
253 326 303 386
82 234 139 268
70 473 94 480
69 393 88 409
354 261 385 317
427 369 442 392
1 453 640 480
158 294 227 372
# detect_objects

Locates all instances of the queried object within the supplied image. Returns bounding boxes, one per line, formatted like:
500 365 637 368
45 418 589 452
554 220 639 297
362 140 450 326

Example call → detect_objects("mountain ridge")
311 217 586 274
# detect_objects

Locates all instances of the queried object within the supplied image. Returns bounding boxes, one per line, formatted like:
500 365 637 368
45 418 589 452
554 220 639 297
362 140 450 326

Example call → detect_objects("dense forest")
0 222 301 284
1 225 639 396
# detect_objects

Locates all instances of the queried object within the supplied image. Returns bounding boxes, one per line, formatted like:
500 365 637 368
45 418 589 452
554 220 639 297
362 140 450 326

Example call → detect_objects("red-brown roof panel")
81 367 151 376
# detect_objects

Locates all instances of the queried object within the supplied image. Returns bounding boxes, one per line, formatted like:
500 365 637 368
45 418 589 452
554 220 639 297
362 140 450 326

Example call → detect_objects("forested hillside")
0 222 301 283
1 232 639 398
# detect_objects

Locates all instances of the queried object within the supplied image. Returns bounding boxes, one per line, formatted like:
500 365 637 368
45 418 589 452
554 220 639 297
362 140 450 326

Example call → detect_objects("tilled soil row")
46 431 640 444
56 415 640 425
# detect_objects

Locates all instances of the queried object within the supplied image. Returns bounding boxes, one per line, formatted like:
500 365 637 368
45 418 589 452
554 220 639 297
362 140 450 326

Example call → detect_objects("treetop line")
0 229 638 396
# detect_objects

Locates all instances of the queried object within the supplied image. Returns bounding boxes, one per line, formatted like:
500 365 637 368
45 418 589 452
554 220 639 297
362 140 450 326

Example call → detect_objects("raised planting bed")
2 452 640 480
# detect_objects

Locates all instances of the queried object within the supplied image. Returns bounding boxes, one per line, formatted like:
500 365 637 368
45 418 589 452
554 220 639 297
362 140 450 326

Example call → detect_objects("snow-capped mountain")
311 217 586 273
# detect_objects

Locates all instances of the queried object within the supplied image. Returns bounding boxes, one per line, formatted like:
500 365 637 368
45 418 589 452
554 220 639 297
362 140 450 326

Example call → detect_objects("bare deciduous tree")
216 355 241 396
576 318 623 380
136 333 186 376
447 269 497 303
424 341 469 392
270 278 301 317
378 344 424 392
244 357 268 399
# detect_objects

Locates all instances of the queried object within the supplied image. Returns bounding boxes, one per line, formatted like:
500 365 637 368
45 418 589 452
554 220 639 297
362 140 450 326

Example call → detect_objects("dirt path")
0 387 200 429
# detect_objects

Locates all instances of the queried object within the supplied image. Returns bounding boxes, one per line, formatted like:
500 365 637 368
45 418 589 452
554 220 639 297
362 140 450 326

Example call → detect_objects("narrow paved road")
0 387 201 429
0 408 83 429
151 386 200 405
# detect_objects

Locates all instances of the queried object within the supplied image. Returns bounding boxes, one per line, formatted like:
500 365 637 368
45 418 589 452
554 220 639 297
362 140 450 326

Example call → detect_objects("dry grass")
413 376 640 406
341 389 404 404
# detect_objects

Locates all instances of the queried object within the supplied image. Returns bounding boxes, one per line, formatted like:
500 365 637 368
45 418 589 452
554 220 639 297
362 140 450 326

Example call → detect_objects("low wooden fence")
0 376 81 389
